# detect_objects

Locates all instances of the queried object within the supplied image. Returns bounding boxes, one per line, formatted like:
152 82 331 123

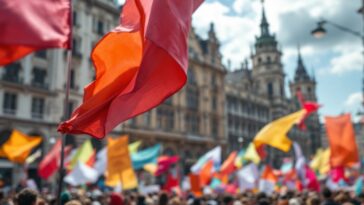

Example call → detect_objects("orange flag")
106 136 138 190
0 130 42 164
325 114 359 167
58 0 204 138
200 160 214 186
0 0 71 66
189 174 202 197
220 151 237 175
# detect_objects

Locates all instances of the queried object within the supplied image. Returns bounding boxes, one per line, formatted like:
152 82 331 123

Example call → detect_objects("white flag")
191 146 221 173
237 163 259 191
64 162 98 186
94 147 107 176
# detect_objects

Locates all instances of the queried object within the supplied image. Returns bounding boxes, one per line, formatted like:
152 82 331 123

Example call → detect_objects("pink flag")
330 166 346 183
0 0 71 66
155 156 179 176
304 165 320 192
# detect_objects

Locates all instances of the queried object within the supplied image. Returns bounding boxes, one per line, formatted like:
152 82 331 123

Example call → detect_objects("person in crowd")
14 188 38 205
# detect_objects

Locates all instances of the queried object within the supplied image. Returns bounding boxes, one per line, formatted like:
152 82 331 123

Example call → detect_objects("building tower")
251 2 286 119
289 47 321 154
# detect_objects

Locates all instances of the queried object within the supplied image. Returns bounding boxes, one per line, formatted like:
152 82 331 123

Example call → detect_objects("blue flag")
132 144 161 169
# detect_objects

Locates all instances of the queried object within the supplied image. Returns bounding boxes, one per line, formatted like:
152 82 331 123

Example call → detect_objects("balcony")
31 81 49 90
31 112 43 120
3 108 16 115
1 75 23 84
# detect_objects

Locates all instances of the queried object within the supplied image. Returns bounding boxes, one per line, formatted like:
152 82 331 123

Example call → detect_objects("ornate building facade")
225 5 321 167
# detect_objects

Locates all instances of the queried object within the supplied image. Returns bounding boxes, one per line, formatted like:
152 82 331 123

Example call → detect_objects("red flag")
155 155 179 176
296 90 321 130
220 151 237 175
58 0 204 138
38 140 72 180
325 114 359 167
0 0 71 66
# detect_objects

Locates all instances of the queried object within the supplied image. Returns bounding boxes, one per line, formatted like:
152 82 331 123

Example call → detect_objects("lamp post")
238 137 244 149
311 1 364 112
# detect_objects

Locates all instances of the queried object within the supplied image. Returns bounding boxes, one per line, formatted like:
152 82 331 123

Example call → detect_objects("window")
66 101 75 119
144 112 151 127
186 113 199 134
267 56 271 63
3 92 17 115
157 107 174 130
32 67 47 89
307 87 312 93
187 69 196 85
73 11 79 26
212 95 217 110
72 38 82 58
31 97 44 119
280 83 284 96
70 69 77 90
211 118 219 138
35 50 47 59
163 97 173 105
258 57 262 64
267 82 273 97
211 74 217 86
186 87 199 110
3 63 21 83
97 20 104 35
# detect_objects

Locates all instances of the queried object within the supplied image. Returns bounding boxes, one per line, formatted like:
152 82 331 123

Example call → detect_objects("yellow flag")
128 140 141 154
0 130 42 164
69 139 93 170
310 148 323 170
253 110 306 152
106 136 138 190
244 143 260 164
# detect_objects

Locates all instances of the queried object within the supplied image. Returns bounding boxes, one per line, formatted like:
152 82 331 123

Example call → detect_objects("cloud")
345 92 362 108
193 1 259 68
330 51 362 75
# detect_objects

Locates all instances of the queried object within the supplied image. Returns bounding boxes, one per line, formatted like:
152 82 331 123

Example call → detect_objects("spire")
260 0 270 37
208 22 216 40
294 45 310 82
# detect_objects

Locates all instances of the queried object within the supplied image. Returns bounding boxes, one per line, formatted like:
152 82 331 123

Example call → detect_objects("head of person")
223 196 234 205
322 188 332 200
109 193 124 205
158 192 168 205
65 200 83 205
15 188 38 205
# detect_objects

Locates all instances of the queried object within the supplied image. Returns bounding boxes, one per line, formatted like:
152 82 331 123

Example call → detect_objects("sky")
119 0 363 122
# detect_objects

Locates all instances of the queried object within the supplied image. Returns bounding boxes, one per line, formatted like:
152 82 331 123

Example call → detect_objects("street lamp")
311 1 364 114
238 137 244 149
311 21 326 38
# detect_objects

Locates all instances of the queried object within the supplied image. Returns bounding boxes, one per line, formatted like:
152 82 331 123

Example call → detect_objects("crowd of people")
2 187 364 205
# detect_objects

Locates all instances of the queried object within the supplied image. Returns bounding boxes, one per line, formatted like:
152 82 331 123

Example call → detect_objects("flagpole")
56 0 73 203
56 50 72 205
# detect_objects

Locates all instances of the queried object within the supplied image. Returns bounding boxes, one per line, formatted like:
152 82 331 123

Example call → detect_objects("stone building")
122 24 226 173
0 0 120 186
0 0 227 183
225 5 321 167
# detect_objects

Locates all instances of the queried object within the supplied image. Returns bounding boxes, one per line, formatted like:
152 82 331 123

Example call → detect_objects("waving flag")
64 162 98 186
68 139 94 170
0 0 71 66
38 139 72 180
128 140 142 154
254 109 306 152
237 163 259 191
106 136 138 190
191 146 221 173
259 166 278 195
132 144 161 170
296 90 321 130
0 130 42 164
244 143 261 164
325 114 359 167
234 149 246 168
58 0 204 138
220 151 237 175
